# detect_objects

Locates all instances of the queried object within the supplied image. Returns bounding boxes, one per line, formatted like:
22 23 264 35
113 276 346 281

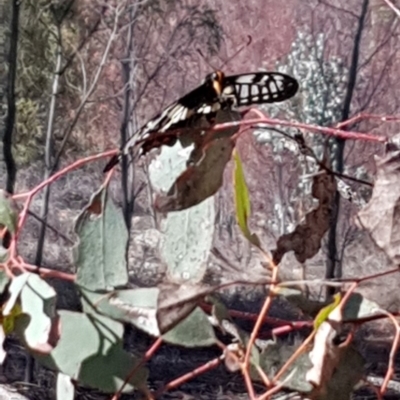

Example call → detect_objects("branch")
58 2 108 76
52 2 123 172
3 0 20 194
34 25 63 267
120 6 137 229
383 0 400 18
326 0 369 294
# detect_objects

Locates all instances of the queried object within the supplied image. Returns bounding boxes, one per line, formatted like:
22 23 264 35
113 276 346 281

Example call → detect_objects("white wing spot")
234 74 256 84
251 85 259 96
169 105 187 123
198 105 212 113
222 85 235 95
240 85 249 98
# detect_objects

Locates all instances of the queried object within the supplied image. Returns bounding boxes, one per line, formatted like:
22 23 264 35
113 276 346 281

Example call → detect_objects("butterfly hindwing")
224 72 299 107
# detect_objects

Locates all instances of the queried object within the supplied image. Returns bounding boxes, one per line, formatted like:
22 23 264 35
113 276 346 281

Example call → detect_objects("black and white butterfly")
104 70 298 172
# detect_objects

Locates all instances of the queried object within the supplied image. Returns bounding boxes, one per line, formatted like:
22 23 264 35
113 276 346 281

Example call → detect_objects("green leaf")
0 271 10 294
0 190 18 234
163 307 216 347
276 287 331 318
3 273 30 316
35 311 148 393
159 205 213 282
148 140 216 283
157 282 216 333
3 302 22 334
14 273 57 352
74 187 128 291
81 285 217 347
0 191 18 263
0 247 8 263
314 293 341 329
82 285 215 347
209 296 231 330
80 287 161 337
322 346 364 400
233 149 260 247
342 293 381 321
258 340 313 393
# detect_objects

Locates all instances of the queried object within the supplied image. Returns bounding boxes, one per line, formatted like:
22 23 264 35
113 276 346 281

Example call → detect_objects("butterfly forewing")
120 104 195 158
224 72 299 107
117 83 223 163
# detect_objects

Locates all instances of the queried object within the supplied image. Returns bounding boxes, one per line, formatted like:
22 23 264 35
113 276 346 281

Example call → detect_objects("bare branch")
52 1 124 172
35 24 63 267
3 0 20 194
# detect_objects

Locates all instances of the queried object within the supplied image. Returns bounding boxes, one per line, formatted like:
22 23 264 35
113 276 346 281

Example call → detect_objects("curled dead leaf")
357 136 400 264
154 108 240 212
224 343 244 372
272 169 336 264
155 137 235 212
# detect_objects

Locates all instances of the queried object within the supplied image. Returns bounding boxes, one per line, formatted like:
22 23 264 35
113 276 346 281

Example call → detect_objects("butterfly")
103 70 298 172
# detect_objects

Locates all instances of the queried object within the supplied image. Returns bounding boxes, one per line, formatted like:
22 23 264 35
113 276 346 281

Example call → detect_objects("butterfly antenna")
197 35 252 72
219 35 252 69
196 48 217 71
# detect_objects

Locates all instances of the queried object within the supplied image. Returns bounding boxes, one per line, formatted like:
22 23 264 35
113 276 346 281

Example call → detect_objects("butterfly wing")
103 71 298 172
223 72 298 107
103 81 222 172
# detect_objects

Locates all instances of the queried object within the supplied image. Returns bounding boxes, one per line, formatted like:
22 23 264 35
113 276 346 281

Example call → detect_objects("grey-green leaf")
81 287 160 337
74 187 128 291
35 311 148 393
0 190 18 234
15 273 57 352
163 307 216 347
148 141 215 283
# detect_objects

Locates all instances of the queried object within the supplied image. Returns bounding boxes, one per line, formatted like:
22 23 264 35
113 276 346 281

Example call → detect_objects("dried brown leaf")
307 305 364 399
272 169 336 264
307 308 342 389
154 109 240 212
154 136 235 212
357 139 400 264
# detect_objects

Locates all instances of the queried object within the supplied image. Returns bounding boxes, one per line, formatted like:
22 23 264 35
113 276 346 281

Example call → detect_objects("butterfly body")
104 70 298 172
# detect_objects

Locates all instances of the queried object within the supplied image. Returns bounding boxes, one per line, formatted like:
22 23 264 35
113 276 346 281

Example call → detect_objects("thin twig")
52 2 124 172
35 22 63 267
383 0 400 18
